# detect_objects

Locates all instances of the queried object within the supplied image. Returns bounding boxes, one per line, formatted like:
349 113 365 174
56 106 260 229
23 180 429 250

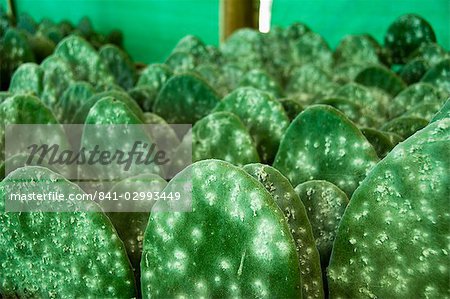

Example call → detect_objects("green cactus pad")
328 118 450 299
128 86 157 112
221 29 264 69
165 51 197 73
273 105 379 197
410 43 449 67
290 31 333 69
137 63 173 88
399 58 429 85
334 34 381 65
40 55 76 109
334 82 387 119
82 97 161 181
99 44 136 90
239 69 283 98
282 22 310 40
74 90 145 124
0 28 35 89
141 159 303 298
279 97 304 120
54 81 95 123
384 14 436 64
318 97 378 128
294 180 348 269
191 112 259 166
8 63 43 95
286 64 336 97
380 116 429 139
55 35 114 85
0 166 136 298
172 35 210 63
402 102 444 121
430 99 450 123
361 127 398 158
355 65 406 96
421 58 450 95
195 64 229 97
153 73 220 124
243 163 324 299
0 92 12 103
213 87 290 163
106 174 167 278
332 62 367 83
389 83 441 119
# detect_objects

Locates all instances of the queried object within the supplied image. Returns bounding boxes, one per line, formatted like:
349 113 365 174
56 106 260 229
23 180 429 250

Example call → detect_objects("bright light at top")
259 0 273 33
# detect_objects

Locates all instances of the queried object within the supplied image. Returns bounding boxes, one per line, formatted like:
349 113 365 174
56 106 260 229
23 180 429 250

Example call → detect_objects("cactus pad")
380 116 429 139
421 58 450 95
430 99 450 123
384 14 436 63
294 180 348 269
355 65 406 96
0 166 136 298
191 112 259 166
55 35 114 85
8 63 43 95
328 118 450 299
99 44 136 90
334 34 381 65
153 73 220 124
243 163 324 299
141 159 302 298
273 105 379 197
213 87 290 163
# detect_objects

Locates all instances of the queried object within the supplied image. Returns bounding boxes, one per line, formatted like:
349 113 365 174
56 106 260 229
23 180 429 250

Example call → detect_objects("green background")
2 0 449 63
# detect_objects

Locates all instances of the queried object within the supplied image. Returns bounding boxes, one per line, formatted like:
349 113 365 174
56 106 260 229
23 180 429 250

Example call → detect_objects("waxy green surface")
82 97 161 181
141 160 303 298
165 51 197 73
99 44 136 90
389 83 441 119
355 65 406 96
399 58 429 85
361 127 397 158
244 163 324 299
8 63 43 96
381 116 429 139
213 87 290 163
286 64 336 97
294 180 348 269
55 35 114 86
328 118 450 299
0 166 136 298
54 81 95 124
191 112 259 166
421 58 450 95
384 14 437 64
430 99 450 123
40 55 76 110
274 105 379 197
239 69 283 98
107 174 167 287
334 34 381 66
290 31 333 70
153 73 220 124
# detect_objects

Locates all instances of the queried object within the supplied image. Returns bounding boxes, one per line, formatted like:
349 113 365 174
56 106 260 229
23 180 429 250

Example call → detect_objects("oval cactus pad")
153 73 220 124
191 112 259 166
328 118 450 299
273 105 379 197
294 180 348 269
243 163 324 299
141 159 302 298
0 166 136 298
213 87 289 163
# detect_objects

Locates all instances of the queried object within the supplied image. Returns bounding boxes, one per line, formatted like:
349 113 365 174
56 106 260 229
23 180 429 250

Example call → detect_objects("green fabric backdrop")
3 0 449 63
